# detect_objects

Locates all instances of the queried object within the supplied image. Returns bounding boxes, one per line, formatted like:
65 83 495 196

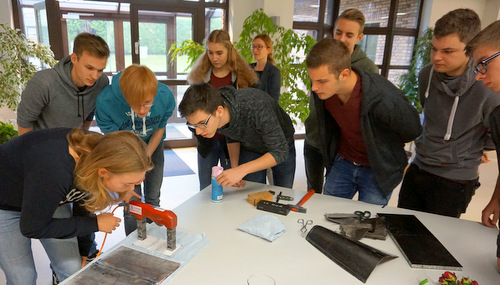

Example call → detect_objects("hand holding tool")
127 200 178 250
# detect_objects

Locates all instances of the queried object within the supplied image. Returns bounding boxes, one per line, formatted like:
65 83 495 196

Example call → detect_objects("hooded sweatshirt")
95 71 175 143
17 55 109 130
217 86 295 164
414 60 500 181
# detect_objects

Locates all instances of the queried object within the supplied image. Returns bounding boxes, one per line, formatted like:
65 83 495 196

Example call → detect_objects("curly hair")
188 29 257 88
68 129 153 212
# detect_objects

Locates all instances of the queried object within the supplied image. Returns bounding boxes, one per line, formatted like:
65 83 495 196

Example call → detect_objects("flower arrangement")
420 271 478 285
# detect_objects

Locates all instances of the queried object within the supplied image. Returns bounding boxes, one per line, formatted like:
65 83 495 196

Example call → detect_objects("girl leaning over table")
0 128 153 284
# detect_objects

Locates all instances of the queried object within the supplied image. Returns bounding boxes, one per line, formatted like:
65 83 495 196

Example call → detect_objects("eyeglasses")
141 103 154 107
473 51 500 75
186 113 211 129
251 45 266 50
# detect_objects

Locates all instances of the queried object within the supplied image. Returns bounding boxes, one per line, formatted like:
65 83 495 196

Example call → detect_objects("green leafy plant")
168 39 206 71
235 9 316 124
0 121 18 144
398 27 433 113
168 9 317 124
0 23 57 110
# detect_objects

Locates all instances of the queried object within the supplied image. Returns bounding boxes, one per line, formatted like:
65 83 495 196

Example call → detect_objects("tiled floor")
1 139 497 284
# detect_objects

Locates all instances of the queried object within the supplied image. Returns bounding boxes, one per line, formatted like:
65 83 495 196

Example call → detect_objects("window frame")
293 0 425 79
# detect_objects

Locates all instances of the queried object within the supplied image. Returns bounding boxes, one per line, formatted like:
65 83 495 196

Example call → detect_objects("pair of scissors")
354 210 371 221
298 219 313 237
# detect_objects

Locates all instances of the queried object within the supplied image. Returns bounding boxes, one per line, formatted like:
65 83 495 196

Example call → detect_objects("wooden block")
247 191 274 206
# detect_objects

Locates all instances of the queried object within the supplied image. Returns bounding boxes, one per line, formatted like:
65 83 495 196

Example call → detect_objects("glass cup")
247 274 276 285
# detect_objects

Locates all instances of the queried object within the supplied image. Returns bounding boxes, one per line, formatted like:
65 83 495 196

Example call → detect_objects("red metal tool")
289 189 315 213
128 200 177 250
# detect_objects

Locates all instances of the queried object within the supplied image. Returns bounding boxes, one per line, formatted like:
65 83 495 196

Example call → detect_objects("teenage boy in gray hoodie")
304 8 379 194
398 9 500 218
17 33 110 135
16 32 110 271
466 19 500 273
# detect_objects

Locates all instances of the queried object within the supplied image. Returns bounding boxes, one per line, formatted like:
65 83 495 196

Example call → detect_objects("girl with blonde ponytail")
0 128 152 284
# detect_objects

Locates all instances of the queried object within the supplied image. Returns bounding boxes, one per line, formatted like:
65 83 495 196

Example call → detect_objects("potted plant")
0 23 56 143
398 27 434 113
0 121 18 144
169 9 316 124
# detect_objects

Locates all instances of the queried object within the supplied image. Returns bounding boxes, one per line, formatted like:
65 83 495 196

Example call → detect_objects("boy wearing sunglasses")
398 9 500 218
95 65 175 235
466 19 500 272
179 83 296 188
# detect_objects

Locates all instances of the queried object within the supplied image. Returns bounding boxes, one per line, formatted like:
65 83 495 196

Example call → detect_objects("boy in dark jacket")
179 83 295 188
306 38 422 205
304 8 379 194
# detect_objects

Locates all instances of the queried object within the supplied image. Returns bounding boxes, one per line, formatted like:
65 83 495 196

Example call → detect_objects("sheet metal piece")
378 213 462 270
66 246 180 285
306 225 397 283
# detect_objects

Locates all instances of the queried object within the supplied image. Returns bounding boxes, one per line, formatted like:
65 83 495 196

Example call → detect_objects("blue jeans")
239 146 296 188
124 141 164 235
324 155 391 205
197 136 231 190
0 205 81 284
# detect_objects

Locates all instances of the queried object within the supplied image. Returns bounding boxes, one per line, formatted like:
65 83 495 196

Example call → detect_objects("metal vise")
127 200 177 250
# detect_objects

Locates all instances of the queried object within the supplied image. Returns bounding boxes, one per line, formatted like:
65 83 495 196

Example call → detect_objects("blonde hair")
188 29 257 88
119 65 158 109
69 129 153 212
253 34 276 65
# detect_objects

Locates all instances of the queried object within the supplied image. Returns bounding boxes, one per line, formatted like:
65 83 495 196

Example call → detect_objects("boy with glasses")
398 9 500 218
95 65 175 235
179 83 295 188
466 19 500 272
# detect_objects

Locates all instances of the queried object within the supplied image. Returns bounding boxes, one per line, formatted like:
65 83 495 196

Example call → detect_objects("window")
12 0 229 147
293 0 425 85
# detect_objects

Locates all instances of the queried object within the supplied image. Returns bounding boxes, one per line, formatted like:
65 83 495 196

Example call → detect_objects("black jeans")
398 163 480 218
304 141 325 193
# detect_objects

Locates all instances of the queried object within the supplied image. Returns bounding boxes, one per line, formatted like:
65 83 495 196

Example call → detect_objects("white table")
169 182 498 284
64 182 500 284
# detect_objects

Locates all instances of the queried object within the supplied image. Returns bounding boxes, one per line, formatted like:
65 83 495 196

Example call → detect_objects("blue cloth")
324 155 391 206
238 214 287 242
95 71 175 143
239 145 296 189
0 205 81 284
